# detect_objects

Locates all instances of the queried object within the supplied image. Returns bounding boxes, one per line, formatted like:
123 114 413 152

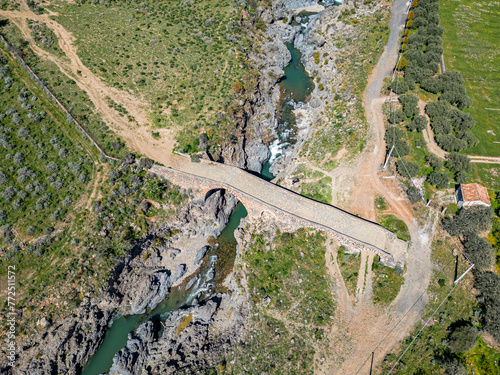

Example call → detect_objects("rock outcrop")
110 287 248 375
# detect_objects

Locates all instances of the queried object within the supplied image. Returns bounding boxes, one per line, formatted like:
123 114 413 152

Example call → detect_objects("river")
81 203 248 375
261 42 314 181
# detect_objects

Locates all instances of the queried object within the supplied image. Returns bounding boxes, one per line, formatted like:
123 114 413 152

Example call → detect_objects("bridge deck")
151 160 408 266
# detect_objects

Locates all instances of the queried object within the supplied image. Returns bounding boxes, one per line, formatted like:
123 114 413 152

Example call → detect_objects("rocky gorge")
205 0 366 179
2 188 247 375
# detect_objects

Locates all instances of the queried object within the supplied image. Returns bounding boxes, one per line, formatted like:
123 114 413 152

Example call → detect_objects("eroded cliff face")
3 190 239 375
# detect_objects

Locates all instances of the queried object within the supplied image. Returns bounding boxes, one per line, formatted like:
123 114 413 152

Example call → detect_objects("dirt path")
0 4 180 167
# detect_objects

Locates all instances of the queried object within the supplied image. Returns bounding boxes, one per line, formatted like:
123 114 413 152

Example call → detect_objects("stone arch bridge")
150 162 408 267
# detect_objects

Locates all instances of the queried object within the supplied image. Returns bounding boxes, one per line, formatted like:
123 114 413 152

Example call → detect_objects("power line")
386 282 460 374
354 2 477 372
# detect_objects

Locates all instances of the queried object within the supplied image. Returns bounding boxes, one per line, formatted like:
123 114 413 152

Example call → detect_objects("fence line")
0 33 120 162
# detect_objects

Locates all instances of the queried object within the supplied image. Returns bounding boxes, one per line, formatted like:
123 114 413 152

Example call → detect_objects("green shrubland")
227 229 335 373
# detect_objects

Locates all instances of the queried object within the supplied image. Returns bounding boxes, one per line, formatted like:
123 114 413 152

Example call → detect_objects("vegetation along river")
81 203 248 375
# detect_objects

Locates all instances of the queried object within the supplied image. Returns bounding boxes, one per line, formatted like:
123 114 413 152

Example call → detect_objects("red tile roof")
460 183 491 205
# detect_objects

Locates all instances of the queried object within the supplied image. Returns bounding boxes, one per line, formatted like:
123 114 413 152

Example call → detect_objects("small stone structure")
456 183 491 209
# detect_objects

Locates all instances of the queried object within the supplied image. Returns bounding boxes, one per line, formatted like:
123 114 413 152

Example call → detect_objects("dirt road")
325 0 438 373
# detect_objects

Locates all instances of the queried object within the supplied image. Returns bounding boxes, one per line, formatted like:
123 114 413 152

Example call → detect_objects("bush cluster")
391 0 476 154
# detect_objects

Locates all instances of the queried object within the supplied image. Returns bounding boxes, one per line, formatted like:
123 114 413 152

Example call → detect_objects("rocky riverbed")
211 0 365 179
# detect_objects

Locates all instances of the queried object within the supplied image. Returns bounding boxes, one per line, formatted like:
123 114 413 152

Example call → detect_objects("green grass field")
229 229 335 373
371 255 404 306
440 0 500 157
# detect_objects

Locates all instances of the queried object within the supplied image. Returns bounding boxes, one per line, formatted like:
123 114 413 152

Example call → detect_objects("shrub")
396 159 420 178
13 152 24 165
397 56 407 70
0 171 8 185
17 127 30 140
46 162 58 173
428 172 449 189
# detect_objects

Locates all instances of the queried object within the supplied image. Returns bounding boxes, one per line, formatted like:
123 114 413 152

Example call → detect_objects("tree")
388 109 405 124
446 153 471 174
435 134 467 152
123 152 135 165
474 271 500 341
389 78 409 94
451 109 475 132
431 116 452 134
397 56 407 70
426 100 450 118
399 94 419 118
411 0 417 8
428 172 449 189
138 158 153 170
421 77 443 94
463 234 494 270
449 324 479 353
407 115 427 132
441 357 467 375
396 159 420 178
442 206 492 237
426 154 443 170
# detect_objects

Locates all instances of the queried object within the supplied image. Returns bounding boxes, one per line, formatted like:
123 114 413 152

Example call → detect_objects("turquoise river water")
261 42 314 181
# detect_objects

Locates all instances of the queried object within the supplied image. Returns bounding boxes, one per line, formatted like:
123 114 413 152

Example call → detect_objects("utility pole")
383 145 395 170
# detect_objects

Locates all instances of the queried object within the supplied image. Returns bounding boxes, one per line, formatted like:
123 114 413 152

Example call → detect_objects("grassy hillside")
46 0 255 150
440 0 500 157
